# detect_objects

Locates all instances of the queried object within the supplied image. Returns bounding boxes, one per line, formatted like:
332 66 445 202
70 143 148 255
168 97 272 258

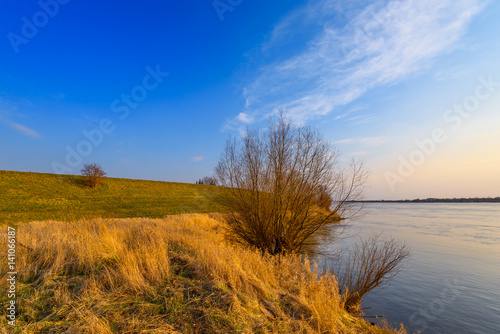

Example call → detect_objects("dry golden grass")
1 214 405 333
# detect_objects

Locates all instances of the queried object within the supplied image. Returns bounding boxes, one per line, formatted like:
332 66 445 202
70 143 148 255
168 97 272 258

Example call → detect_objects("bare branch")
80 163 106 188
211 112 368 256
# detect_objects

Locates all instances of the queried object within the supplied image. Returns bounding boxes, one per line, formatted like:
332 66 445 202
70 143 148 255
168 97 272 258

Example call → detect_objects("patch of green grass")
0 170 225 224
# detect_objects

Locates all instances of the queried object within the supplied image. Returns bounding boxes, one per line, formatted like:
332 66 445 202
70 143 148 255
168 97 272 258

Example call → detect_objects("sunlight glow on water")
329 203 500 334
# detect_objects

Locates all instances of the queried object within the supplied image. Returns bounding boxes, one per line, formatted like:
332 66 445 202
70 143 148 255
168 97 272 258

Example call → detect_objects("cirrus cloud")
0 118 42 138
235 0 487 125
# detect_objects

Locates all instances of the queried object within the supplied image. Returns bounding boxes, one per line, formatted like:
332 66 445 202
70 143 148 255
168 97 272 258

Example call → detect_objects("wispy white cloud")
191 156 204 162
359 136 391 146
2 119 42 138
350 151 369 156
236 0 487 126
0 96 42 138
335 104 368 120
335 136 391 147
334 138 355 145
346 114 377 125
236 112 254 124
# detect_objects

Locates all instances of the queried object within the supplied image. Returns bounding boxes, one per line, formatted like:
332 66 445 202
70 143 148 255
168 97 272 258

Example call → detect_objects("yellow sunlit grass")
1 214 404 333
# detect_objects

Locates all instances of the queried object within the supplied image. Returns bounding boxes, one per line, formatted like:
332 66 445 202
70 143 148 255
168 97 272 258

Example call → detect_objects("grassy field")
0 170 405 333
0 170 225 224
0 214 405 333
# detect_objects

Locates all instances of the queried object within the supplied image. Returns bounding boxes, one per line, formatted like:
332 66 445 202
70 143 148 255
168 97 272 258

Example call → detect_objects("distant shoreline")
357 197 500 203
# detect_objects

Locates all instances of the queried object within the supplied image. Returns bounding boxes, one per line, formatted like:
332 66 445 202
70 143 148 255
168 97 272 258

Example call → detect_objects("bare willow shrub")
81 163 107 188
212 112 368 256
334 233 411 312
196 176 218 185
211 112 410 313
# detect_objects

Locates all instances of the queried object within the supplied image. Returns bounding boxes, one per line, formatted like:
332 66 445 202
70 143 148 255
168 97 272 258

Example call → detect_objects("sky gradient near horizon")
1 0 499 200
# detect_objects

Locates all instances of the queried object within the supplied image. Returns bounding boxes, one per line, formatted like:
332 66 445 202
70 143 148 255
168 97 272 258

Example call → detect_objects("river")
325 203 500 334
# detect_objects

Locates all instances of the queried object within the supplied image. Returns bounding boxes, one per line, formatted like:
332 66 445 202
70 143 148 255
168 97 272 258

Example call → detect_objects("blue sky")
1 0 499 199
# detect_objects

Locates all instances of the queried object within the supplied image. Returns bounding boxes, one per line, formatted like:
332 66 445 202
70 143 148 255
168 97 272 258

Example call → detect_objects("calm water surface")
327 203 500 334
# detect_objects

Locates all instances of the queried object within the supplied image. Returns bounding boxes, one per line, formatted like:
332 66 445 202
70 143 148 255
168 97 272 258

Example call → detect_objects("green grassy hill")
0 170 224 224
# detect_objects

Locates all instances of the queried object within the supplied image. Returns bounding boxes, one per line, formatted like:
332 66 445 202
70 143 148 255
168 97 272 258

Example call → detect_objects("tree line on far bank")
362 197 500 203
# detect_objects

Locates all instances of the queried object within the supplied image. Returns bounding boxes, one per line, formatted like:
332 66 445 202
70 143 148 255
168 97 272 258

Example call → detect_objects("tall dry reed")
0 214 404 333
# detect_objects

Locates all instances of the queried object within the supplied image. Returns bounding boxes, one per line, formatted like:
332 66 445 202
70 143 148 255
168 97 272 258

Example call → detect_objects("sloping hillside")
0 170 224 224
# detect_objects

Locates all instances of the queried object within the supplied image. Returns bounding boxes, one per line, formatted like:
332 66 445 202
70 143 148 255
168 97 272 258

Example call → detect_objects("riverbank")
0 214 404 333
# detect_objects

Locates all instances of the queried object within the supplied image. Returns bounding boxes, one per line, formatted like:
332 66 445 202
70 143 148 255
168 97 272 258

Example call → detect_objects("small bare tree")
334 233 411 312
81 163 107 188
212 112 368 255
